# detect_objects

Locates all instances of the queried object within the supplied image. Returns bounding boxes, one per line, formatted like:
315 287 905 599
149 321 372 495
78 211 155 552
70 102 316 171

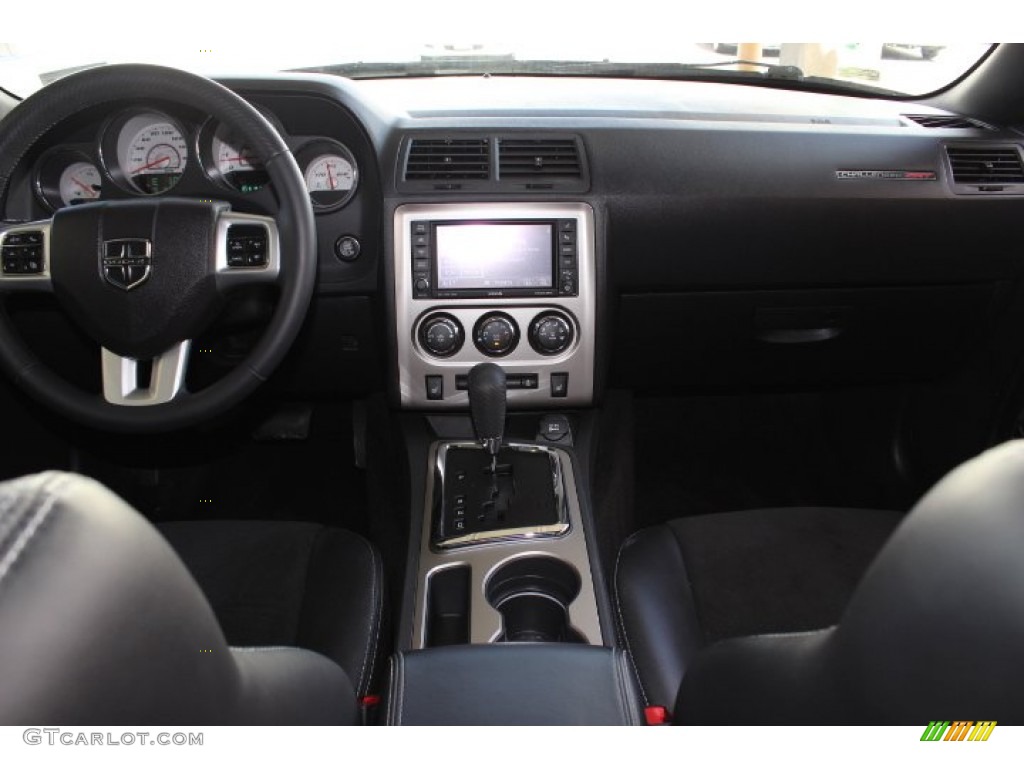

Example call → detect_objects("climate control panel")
394 203 596 409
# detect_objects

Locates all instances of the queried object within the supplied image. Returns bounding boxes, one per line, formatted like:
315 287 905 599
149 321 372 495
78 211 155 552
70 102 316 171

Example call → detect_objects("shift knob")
468 362 506 456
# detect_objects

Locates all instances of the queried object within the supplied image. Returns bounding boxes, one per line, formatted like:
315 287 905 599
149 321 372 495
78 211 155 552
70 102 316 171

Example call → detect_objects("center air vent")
405 138 490 181
498 138 582 179
947 146 1024 185
904 114 993 130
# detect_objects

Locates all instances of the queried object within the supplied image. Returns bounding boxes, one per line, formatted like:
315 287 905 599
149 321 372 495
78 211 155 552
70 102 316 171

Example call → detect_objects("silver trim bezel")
393 203 597 409
213 212 281 288
412 440 603 648
431 441 570 549
0 221 53 291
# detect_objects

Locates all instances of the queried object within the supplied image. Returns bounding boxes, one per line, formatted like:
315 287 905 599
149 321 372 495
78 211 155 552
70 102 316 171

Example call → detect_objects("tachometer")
59 162 102 206
296 140 359 211
115 113 189 194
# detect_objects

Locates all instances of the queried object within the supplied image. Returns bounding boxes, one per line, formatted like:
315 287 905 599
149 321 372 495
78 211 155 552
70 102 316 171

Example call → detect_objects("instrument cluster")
32 106 359 213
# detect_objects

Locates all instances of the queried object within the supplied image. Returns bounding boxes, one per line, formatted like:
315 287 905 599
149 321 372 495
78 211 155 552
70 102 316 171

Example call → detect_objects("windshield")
0 42 993 99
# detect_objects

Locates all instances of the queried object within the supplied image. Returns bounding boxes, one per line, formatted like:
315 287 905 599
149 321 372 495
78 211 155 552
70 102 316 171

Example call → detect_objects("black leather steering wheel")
0 64 316 432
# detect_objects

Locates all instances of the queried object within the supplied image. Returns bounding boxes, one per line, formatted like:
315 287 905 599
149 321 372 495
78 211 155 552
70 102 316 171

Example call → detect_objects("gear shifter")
468 362 506 471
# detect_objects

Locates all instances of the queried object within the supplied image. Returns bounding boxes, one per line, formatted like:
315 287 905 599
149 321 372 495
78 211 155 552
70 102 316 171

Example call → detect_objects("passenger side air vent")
946 146 1024 187
404 138 490 181
498 138 582 179
904 114 993 130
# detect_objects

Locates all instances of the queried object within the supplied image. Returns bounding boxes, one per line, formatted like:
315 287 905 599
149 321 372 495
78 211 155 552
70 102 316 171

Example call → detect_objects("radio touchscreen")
410 215 578 300
436 223 553 291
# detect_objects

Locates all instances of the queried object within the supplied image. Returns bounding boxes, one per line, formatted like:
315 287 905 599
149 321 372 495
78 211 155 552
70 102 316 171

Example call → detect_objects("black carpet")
76 403 369 534
632 390 911 527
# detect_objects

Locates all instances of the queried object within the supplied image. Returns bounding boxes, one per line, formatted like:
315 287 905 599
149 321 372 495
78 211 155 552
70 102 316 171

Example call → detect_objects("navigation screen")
435 223 553 290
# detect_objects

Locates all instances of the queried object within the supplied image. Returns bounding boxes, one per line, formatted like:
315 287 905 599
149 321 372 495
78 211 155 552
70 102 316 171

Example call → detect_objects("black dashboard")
4 67 1024 411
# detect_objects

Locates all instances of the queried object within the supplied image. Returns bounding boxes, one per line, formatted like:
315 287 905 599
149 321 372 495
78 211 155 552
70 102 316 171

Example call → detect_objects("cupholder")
485 556 586 643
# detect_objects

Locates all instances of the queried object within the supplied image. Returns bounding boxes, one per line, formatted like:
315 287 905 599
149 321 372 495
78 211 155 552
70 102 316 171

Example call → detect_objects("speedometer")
115 114 189 195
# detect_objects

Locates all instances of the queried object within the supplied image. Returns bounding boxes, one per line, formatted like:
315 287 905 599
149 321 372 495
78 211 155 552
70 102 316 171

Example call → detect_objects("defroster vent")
904 114 993 130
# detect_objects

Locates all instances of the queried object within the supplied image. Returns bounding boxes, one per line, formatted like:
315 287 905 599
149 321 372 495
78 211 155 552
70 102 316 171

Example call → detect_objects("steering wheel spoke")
101 341 191 406
0 220 53 292
215 212 281 289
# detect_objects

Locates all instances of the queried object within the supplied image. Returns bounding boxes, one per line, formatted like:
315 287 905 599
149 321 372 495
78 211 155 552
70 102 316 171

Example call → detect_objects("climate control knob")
473 312 520 357
528 312 575 355
418 313 464 358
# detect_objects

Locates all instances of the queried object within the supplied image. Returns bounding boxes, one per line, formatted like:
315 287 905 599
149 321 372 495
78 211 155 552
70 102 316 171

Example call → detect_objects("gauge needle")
70 176 97 195
327 164 336 190
131 155 171 173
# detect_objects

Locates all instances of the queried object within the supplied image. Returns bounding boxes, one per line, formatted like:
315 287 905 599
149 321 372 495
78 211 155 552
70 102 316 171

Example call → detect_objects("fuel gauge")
296 140 359 211
35 150 104 211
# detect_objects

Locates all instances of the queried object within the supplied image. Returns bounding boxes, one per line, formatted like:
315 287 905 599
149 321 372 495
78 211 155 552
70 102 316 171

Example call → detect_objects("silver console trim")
412 440 603 648
393 203 596 409
431 441 570 549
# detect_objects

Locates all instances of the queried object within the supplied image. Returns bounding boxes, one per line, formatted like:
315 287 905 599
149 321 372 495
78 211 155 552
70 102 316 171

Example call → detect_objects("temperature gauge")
59 162 102 206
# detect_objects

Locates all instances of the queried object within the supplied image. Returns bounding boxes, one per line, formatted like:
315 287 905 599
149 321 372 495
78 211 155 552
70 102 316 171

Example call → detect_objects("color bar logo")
920 721 997 742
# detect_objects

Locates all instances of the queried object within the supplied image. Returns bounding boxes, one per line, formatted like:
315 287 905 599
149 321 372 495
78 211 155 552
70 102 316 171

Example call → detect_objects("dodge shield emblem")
102 239 152 291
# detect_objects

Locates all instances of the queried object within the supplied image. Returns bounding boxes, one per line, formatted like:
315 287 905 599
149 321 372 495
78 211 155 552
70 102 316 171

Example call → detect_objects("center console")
388 200 634 725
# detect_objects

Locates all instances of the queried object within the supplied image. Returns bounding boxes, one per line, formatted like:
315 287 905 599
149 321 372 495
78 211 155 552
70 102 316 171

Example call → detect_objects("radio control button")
415 277 430 292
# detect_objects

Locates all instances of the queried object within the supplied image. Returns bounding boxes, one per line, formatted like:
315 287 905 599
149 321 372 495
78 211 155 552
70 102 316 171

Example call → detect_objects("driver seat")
0 471 383 725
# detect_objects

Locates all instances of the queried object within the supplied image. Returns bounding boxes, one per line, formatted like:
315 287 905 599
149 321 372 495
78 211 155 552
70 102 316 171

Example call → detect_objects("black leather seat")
616 440 1024 723
0 471 383 725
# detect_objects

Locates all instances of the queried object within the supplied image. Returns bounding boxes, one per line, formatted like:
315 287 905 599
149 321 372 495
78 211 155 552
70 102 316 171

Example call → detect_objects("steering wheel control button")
335 235 361 262
425 375 444 401
226 225 268 268
2 231 46 274
529 312 574 355
550 372 569 398
473 312 520 357
419 313 464 358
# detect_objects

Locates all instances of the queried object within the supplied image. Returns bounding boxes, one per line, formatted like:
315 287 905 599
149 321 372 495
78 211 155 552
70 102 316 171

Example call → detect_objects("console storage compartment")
386 645 642 725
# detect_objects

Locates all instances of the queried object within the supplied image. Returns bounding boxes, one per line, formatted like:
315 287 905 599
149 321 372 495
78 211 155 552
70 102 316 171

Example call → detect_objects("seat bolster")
614 525 703 707
231 647 357 725
297 528 385 698
676 628 847 725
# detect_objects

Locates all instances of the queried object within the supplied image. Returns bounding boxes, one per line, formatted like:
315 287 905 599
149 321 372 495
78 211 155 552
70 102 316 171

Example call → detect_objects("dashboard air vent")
498 138 582 179
904 114 993 130
947 146 1024 185
405 139 490 181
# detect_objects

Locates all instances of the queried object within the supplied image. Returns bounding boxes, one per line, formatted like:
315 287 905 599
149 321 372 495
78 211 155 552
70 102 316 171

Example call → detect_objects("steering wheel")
0 64 316 432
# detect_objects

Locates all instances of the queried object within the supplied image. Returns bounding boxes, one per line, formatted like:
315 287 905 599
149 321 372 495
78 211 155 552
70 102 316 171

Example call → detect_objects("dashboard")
4 69 1024 411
